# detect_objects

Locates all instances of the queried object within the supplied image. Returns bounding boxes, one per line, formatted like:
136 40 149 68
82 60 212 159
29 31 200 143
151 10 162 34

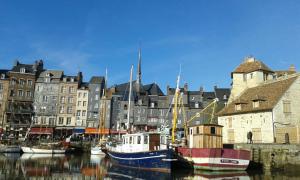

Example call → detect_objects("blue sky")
1 1 300 92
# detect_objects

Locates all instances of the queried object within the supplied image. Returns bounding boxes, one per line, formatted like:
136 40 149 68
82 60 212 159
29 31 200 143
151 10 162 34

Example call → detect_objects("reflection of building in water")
0 154 22 179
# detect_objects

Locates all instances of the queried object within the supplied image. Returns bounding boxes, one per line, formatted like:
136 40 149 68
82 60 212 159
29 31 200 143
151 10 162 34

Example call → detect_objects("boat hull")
177 148 250 171
91 146 106 155
107 149 174 173
21 146 66 154
0 145 21 153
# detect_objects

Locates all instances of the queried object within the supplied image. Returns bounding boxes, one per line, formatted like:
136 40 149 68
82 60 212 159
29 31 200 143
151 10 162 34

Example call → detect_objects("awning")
85 128 110 135
29 128 53 135
73 128 85 134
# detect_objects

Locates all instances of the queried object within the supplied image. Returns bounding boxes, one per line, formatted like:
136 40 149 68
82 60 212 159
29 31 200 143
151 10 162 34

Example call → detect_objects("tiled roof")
218 76 298 116
233 58 273 74
89 76 105 84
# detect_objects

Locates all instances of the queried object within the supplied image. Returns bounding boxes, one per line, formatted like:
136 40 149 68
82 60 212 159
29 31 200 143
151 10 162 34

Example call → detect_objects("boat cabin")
187 124 223 148
114 132 167 153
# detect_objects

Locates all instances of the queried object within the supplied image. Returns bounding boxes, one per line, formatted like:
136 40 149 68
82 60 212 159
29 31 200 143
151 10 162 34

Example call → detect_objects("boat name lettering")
220 159 239 164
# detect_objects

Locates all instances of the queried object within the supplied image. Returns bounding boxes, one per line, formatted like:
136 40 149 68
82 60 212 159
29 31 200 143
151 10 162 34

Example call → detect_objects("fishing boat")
175 99 251 171
106 65 177 173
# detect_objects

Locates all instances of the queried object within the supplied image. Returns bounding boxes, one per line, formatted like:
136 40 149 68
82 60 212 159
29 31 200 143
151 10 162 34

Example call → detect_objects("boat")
106 65 177 173
21 142 66 154
175 98 251 171
91 69 108 156
0 144 21 153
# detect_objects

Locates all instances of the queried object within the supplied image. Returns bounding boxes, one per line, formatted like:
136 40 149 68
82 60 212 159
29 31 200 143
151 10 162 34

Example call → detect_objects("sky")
1 0 300 92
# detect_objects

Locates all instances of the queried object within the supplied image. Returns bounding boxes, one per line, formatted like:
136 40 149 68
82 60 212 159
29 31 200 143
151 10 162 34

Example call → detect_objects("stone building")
86 76 105 128
56 73 82 134
33 70 64 129
0 70 9 133
218 57 300 144
75 83 89 128
5 60 43 138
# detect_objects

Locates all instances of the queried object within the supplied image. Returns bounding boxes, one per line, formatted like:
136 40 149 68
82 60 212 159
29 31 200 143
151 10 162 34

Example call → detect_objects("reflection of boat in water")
106 164 171 180
186 170 250 180
90 154 105 164
20 153 65 160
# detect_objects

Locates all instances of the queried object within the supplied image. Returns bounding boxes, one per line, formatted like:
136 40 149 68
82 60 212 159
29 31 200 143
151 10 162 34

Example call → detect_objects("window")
20 67 26 73
83 101 87 107
124 104 128 110
83 93 87 98
0 94 3 100
68 97 73 103
129 137 132 144
144 136 148 144
61 87 66 93
11 78 17 85
45 78 50 83
137 136 141 144
253 101 259 108
96 87 100 91
151 102 155 108
42 96 48 102
243 74 247 82
67 117 71 124
60 96 65 103
69 87 75 93
18 90 23 97
77 101 81 106
94 103 98 109
283 101 291 113
95 95 99 100
26 91 31 97
49 118 55 125
0 74 5 79
67 107 73 114
250 73 253 79
235 104 242 111
211 127 216 134
0 83 3 90
196 127 199 134
59 117 64 124
78 92 82 98
82 110 86 116
195 102 199 108
77 110 81 116
41 117 46 124
59 106 64 113
19 79 25 86
10 90 14 97
223 94 227 100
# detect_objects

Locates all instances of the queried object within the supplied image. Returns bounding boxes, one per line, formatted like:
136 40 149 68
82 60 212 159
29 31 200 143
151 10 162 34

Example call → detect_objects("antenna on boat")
127 65 134 132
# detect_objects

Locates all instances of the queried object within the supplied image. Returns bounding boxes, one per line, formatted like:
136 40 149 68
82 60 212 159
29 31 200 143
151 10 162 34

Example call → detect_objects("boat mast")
172 70 181 143
127 65 133 131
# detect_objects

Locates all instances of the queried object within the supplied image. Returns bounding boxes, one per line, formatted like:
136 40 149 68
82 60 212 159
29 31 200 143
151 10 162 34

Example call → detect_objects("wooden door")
252 128 262 143
227 129 235 143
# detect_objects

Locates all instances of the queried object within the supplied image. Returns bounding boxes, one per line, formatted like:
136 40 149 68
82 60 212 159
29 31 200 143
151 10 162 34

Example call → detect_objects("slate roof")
36 70 63 82
143 83 164 96
218 76 298 116
233 58 273 74
214 88 231 101
89 76 105 84
0 69 9 79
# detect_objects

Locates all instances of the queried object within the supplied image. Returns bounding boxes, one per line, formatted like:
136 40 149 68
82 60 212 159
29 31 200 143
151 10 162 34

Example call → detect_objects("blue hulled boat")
106 132 176 173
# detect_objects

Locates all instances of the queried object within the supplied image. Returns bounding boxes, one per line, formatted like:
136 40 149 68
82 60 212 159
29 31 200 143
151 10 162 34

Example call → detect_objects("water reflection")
0 153 300 179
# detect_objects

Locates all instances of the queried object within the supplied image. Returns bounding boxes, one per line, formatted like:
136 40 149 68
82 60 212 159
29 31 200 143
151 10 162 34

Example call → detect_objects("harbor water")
1 153 300 179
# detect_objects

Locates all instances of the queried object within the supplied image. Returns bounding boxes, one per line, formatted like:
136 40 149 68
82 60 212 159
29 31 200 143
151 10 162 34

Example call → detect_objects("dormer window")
235 104 242 111
46 73 51 77
0 74 5 79
151 102 155 108
195 102 199 108
70 78 74 82
20 68 26 73
253 101 260 108
223 94 227 100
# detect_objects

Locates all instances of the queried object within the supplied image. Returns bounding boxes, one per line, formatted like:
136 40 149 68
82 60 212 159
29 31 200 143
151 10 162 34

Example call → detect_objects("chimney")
184 83 188 92
289 64 296 72
199 86 204 96
167 85 170 95
13 60 19 67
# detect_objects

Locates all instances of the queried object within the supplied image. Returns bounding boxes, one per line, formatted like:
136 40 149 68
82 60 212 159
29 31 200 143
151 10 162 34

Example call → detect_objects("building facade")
0 70 9 133
218 57 300 144
33 70 64 128
56 73 82 131
75 83 89 127
5 60 43 138
87 76 105 128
